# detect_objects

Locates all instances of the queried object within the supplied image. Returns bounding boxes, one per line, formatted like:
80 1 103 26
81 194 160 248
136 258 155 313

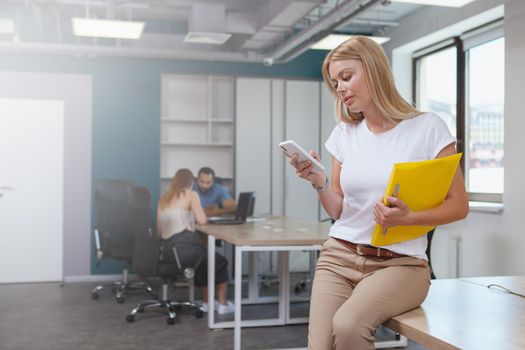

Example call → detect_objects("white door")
0 98 64 283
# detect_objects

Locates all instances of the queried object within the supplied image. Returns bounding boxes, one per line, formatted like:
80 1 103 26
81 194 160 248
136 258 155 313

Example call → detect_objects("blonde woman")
157 168 234 315
288 37 468 349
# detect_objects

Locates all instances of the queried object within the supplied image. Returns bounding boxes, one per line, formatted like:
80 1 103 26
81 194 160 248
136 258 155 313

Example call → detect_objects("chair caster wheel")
91 292 99 300
137 308 144 313
195 309 204 318
126 315 134 323
167 317 175 325
116 297 125 304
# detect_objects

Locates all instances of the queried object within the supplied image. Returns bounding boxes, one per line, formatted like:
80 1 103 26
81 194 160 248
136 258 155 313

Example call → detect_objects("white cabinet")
271 79 286 216
320 85 337 221
284 80 321 220
160 75 235 194
234 78 334 274
235 78 271 215
235 78 334 221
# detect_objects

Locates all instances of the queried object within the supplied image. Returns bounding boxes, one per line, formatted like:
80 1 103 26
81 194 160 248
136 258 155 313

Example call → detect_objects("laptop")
208 192 255 225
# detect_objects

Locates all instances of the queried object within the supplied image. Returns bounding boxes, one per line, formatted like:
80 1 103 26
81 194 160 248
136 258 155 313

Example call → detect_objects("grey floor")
0 277 429 350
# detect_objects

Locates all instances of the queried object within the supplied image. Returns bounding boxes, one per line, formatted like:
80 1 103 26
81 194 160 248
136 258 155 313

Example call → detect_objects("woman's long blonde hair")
322 36 421 124
158 168 194 210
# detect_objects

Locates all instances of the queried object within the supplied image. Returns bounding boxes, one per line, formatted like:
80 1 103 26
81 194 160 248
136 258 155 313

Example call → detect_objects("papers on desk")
208 215 233 221
207 216 266 223
246 217 266 222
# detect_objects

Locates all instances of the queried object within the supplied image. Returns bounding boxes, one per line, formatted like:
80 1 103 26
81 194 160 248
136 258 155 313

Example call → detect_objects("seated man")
193 167 237 217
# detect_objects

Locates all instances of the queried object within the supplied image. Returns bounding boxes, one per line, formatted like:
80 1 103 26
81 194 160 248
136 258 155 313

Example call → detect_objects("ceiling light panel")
311 34 390 50
71 18 145 40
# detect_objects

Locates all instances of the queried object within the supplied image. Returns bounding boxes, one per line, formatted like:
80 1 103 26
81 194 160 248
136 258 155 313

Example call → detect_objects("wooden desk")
198 216 331 246
460 275 525 295
384 276 525 350
197 216 331 350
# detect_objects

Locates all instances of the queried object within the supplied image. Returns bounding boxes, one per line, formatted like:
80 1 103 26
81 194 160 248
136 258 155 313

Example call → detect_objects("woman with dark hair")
157 168 234 314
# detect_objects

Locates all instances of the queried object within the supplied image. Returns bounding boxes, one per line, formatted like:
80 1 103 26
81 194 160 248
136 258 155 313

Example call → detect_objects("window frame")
412 21 504 203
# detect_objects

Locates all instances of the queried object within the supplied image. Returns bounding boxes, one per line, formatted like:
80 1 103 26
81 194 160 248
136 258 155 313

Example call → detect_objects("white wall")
384 0 525 277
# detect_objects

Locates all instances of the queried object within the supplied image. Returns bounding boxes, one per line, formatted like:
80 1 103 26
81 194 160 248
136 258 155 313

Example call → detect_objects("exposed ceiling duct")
265 0 384 63
184 2 231 45
0 0 417 64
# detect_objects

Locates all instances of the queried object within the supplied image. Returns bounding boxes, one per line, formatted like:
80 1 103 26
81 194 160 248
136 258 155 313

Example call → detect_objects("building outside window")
414 23 504 202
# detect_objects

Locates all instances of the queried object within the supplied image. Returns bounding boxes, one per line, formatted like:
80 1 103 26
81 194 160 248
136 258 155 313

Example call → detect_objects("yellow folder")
371 153 462 246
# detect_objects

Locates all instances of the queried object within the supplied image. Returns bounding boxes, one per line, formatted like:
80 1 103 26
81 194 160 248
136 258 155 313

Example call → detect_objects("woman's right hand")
289 150 327 188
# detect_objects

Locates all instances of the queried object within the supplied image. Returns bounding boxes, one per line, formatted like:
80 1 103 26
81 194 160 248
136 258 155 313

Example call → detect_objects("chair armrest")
94 229 103 264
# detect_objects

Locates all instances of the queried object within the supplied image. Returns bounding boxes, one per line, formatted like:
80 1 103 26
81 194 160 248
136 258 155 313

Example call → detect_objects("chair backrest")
95 179 135 261
426 228 437 280
128 185 159 278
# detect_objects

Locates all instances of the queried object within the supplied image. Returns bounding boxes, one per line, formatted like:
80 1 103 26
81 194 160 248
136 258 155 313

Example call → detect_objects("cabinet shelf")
161 118 208 123
161 175 233 181
160 74 235 196
161 142 233 147
161 118 234 123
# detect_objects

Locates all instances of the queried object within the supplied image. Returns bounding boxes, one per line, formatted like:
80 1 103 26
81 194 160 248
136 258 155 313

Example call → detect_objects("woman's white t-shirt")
324 112 456 260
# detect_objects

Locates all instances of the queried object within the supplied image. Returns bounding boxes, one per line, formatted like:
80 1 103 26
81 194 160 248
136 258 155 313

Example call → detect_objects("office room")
0 0 523 349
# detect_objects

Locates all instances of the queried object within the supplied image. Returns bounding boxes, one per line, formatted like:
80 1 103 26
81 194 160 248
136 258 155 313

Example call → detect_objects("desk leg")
248 251 258 302
234 245 242 350
207 235 216 329
278 251 289 323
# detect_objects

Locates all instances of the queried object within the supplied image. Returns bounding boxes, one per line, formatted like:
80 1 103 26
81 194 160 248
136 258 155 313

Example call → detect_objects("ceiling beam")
266 0 384 63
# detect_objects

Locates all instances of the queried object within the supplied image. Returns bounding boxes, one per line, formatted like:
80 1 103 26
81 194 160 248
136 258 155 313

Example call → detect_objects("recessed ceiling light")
391 0 477 7
183 32 232 45
311 34 390 50
71 17 145 40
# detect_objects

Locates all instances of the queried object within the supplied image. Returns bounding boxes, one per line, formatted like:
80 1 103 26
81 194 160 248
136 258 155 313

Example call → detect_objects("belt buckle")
356 245 364 256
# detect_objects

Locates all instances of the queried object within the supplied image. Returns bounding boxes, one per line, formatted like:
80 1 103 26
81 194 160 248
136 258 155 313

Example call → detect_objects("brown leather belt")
334 238 407 259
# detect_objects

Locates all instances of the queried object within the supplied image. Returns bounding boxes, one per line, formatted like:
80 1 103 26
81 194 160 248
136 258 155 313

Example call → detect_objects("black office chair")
91 179 156 303
125 185 204 325
426 228 437 280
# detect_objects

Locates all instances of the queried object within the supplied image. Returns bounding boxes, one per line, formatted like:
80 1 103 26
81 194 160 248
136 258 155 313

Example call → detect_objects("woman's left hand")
373 196 413 227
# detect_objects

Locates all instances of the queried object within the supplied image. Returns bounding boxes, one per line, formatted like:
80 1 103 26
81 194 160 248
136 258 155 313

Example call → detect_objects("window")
466 37 504 197
414 23 504 202
416 45 457 137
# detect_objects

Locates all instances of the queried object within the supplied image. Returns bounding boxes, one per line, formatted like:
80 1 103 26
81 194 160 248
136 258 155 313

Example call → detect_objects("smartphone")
279 140 325 173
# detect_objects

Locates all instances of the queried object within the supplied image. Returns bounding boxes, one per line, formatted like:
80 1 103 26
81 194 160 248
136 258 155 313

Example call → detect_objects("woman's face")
328 59 371 114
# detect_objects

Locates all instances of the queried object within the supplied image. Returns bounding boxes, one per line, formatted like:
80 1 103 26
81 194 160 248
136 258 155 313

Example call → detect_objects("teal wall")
0 50 326 274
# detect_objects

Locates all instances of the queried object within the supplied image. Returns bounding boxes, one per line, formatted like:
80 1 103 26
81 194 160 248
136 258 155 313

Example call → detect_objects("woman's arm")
291 152 344 220
204 197 237 217
191 191 208 225
374 143 469 228
317 157 344 220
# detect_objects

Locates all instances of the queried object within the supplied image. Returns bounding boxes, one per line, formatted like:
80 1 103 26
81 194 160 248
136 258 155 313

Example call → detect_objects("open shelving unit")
160 74 235 195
